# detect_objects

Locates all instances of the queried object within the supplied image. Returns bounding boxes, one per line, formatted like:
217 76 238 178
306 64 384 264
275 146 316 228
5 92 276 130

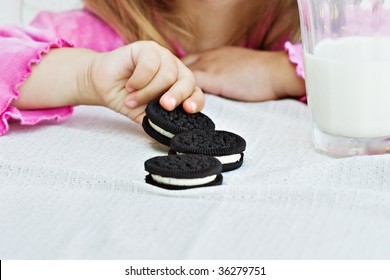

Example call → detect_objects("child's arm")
14 41 204 124
0 10 203 136
181 46 305 102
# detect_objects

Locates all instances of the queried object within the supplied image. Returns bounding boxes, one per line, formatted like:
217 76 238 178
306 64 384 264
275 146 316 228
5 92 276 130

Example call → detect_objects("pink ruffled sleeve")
284 41 307 103
0 25 74 136
284 42 305 79
0 9 124 136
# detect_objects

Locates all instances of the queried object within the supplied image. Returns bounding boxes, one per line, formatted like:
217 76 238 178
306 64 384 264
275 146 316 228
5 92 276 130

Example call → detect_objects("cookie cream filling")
176 152 242 165
149 119 175 138
215 154 242 164
151 174 217 186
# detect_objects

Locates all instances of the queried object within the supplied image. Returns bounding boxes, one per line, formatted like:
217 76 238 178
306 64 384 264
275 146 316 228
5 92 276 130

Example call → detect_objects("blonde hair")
83 0 300 52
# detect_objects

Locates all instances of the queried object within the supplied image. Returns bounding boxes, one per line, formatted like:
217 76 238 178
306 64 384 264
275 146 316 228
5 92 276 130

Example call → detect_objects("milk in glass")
304 36 390 138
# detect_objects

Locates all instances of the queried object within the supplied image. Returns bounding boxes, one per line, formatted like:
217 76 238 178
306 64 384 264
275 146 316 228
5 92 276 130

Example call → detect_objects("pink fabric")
0 9 124 136
0 8 304 136
284 41 306 103
0 37 74 135
284 41 305 79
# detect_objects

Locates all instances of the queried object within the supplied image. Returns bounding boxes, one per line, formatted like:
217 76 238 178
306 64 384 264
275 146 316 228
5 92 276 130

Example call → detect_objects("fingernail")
127 87 135 93
169 97 176 109
190 102 197 112
126 100 138 108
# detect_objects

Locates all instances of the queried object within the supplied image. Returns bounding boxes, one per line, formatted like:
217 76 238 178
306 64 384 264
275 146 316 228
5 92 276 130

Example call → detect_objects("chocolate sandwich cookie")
170 130 246 172
145 154 223 190
142 100 215 146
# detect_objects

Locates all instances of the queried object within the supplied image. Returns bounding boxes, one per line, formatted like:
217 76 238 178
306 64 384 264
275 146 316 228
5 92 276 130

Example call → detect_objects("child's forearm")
12 48 99 110
12 43 204 122
181 47 305 102
272 51 306 99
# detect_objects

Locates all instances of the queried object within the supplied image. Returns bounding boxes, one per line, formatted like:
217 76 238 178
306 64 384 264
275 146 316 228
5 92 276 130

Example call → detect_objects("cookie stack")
143 100 246 190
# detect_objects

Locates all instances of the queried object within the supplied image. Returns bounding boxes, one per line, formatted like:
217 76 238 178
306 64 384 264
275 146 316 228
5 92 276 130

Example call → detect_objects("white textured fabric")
1 95 390 259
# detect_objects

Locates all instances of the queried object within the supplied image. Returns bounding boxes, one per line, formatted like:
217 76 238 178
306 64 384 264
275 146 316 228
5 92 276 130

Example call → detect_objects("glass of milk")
298 0 390 157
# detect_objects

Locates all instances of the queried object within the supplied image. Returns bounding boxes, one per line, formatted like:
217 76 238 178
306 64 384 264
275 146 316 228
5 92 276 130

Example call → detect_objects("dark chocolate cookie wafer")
142 100 215 146
170 130 246 172
145 154 223 190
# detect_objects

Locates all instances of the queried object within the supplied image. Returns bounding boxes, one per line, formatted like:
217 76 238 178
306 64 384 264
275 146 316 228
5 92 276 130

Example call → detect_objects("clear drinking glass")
297 0 390 157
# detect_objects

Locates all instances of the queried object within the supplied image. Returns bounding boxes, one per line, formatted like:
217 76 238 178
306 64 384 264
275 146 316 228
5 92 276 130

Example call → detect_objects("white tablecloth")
1 95 390 259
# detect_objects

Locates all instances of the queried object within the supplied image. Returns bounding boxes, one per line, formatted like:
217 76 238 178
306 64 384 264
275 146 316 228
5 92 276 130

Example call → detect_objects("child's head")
83 0 300 52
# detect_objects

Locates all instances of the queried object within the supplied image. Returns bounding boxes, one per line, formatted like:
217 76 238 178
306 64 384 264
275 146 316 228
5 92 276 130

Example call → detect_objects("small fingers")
182 87 205 113
104 86 147 122
123 42 204 115
122 104 146 123
126 45 161 92
158 61 197 111
125 49 179 108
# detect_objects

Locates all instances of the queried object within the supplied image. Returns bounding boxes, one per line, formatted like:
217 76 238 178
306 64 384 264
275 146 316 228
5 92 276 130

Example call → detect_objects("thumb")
134 111 146 125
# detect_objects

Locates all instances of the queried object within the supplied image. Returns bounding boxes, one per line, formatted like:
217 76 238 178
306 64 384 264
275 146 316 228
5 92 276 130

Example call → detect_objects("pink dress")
0 9 303 136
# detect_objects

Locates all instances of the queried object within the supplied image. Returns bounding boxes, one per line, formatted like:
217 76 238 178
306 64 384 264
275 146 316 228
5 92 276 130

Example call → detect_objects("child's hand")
181 47 305 102
88 41 204 123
